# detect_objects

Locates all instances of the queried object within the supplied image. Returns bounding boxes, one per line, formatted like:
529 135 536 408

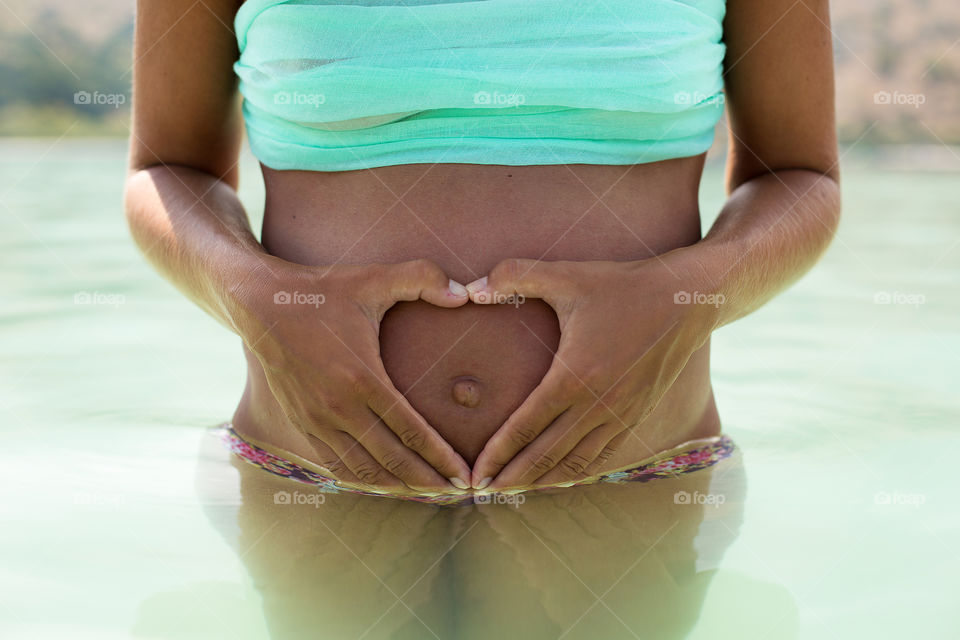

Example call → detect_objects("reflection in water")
196 427 746 639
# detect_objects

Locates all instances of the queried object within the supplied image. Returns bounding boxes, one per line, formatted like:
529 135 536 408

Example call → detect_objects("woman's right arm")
124 0 472 491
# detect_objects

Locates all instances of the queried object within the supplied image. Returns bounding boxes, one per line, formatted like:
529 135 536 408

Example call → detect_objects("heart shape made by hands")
378 294 560 467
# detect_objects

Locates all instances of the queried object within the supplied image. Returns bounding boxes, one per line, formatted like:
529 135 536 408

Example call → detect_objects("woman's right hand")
227 256 473 492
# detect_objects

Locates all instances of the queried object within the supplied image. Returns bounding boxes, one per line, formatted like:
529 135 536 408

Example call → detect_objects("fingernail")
476 476 492 490
449 476 469 490
465 276 488 295
448 279 468 298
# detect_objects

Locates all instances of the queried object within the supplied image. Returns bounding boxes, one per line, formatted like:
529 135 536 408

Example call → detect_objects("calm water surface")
1 139 958 639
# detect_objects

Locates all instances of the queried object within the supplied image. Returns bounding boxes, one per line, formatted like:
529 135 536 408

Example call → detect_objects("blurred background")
1 0 959 146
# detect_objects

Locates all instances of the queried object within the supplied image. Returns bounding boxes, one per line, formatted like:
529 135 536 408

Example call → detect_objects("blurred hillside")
0 0 132 135
0 0 958 143
831 0 960 143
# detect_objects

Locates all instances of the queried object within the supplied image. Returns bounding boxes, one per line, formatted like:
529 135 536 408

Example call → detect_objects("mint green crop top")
234 0 727 172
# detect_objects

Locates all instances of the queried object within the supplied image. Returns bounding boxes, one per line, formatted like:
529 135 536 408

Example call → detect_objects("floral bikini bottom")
218 423 736 507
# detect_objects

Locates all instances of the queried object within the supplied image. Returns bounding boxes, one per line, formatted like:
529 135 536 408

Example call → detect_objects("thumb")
370 258 470 312
465 258 572 305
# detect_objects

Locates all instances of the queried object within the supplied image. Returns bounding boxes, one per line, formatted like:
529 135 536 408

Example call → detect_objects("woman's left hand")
464 247 723 490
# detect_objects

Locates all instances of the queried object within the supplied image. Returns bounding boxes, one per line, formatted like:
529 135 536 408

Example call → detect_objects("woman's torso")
232 158 721 470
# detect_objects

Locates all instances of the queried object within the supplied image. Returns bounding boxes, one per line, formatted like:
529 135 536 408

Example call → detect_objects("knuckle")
366 377 396 401
531 451 558 473
352 463 388 485
558 453 591 476
508 426 539 448
317 455 348 476
380 452 411 478
317 396 349 420
595 445 617 462
305 408 335 426
397 428 427 451
340 366 368 389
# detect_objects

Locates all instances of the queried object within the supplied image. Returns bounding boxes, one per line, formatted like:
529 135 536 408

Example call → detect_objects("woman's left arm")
465 0 841 489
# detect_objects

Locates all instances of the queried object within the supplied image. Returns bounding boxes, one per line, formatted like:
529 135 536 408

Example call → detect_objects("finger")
535 423 625 485
256 359 422 490
488 406 599 489
464 258 573 305
367 377 472 489
302 432 364 486
368 258 470 313
340 403 460 491
322 426 406 490
580 430 630 478
256 373 370 488
470 365 573 487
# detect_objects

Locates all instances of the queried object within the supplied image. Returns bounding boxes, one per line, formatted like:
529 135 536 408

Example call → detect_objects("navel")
451 376 482 408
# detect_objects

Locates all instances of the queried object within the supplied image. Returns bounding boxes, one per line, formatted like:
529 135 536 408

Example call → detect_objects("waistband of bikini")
216 423 736 506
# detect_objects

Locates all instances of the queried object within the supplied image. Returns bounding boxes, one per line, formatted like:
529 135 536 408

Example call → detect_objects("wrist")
660 239 740 335
214 246 289 338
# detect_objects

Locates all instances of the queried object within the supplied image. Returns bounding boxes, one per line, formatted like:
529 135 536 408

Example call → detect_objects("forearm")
694 168 841 329
123 164 271 333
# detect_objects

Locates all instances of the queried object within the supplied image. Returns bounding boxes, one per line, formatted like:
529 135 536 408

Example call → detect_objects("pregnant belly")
240 159 715 466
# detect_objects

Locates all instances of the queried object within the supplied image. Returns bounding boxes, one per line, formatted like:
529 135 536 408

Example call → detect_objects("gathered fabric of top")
233 0 727 172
